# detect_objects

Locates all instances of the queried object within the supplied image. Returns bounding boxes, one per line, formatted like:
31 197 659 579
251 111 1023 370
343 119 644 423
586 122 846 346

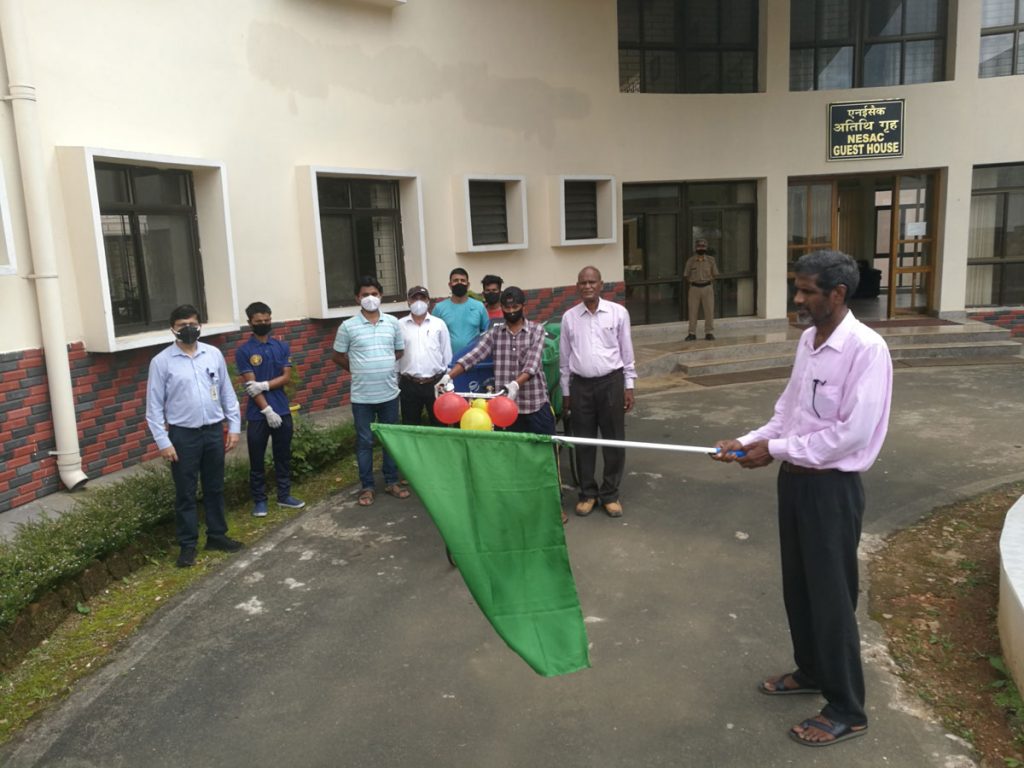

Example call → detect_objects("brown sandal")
357 489 375 506
384 484 410 500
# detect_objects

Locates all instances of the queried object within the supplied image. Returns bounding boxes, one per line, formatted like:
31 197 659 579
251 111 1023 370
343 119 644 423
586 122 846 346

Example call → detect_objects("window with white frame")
455 175 527 252
95 162 205 334
552 175 617 246
316 176 406 307
57 147 237 353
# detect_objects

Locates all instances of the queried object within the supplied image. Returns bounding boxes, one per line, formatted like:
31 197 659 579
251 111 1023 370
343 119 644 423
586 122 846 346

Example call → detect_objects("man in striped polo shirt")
331 275 411 507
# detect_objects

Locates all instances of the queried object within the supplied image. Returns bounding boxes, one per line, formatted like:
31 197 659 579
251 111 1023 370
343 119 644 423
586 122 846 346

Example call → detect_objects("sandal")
384 484 410 500
357 489 375 506
789 715 867 747
759 671 821 696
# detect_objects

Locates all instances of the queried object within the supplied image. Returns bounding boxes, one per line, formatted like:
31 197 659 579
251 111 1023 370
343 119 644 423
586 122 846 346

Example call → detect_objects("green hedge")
0 417 354 629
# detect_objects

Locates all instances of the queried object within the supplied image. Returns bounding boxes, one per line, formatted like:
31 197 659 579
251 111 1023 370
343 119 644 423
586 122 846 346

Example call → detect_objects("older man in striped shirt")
332 275 410 507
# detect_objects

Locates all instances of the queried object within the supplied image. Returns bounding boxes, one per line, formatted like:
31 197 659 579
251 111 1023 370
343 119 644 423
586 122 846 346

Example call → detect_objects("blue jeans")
352 397 400 490
247 413 294 503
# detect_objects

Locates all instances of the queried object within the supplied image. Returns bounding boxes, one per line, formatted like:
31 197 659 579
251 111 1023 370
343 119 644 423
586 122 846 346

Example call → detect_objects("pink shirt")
737 311 893 473
559 298 637 396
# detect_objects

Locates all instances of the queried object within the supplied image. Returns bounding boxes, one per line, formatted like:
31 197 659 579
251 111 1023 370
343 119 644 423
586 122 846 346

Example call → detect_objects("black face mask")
451 284 469 298
251 323 272 337
502 310 523 325
483 291 500 305
174 325 201 345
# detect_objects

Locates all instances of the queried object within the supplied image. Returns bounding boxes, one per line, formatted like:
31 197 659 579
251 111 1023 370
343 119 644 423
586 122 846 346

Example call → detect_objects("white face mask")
409 300 428 316
360 295 382 312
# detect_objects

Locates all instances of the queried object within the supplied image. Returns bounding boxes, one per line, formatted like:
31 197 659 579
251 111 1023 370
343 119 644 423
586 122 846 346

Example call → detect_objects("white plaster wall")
0 0 1021 352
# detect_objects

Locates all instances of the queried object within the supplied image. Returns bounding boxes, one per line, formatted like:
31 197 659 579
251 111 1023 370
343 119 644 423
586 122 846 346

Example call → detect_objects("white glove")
245 380 270 397
503 380 520 401
435 373 453 397
261 405 283 429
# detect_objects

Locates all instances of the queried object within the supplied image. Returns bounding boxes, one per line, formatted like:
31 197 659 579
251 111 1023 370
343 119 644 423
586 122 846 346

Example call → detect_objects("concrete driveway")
3 363 1022 768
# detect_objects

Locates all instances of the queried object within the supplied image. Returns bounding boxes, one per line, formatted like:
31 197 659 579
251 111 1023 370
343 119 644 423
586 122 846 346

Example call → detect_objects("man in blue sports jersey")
331 276 411 507
235 301 305 518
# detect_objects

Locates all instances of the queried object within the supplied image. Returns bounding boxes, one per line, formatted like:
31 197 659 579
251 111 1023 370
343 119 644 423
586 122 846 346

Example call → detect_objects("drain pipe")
0 0 87 491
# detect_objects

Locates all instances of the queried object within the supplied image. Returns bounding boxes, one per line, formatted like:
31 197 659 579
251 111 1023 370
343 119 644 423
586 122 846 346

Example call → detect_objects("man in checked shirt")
440 286 554 437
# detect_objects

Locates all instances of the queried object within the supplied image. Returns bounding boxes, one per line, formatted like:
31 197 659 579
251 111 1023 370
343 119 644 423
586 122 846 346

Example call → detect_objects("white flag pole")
551 435 736 456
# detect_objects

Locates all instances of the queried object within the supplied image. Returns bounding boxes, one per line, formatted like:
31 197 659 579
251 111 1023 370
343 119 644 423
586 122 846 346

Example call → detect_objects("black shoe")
684 334 697 341
705 333 715 340
205 535 244 553
176 545 197 568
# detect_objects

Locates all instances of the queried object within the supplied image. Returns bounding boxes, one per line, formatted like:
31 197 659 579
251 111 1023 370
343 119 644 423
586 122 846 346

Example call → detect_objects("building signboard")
827 99 904 161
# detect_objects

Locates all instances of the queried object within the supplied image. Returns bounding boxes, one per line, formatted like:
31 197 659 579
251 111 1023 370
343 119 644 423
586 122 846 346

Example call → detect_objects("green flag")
372 423 590 677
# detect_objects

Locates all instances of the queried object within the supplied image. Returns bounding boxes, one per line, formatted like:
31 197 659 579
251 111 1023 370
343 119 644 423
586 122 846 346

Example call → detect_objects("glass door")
787 181 837 314
887 173 936 316
622 183 684 325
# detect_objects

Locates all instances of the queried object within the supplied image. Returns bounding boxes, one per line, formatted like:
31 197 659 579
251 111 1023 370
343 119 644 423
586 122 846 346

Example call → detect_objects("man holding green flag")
372 423 590 677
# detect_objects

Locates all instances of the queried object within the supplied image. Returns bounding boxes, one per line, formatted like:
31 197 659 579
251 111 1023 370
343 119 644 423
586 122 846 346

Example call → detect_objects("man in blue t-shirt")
432 267 490 357
235 301 305 517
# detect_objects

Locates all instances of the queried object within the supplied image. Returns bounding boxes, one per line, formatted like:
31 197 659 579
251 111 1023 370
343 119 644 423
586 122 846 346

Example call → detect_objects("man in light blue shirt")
331 275 410 506
432 267 489 357
146 304 242 568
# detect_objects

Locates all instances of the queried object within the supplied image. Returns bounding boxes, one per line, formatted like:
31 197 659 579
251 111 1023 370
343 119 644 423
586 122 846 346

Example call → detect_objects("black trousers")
569 369 626 503
399 376 442 426
777 467 866 727
168 423 228 548
246 413 294 503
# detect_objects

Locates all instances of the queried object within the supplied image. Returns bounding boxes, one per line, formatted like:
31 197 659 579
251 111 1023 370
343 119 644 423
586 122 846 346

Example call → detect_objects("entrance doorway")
622 181 757 326
788 171 938 319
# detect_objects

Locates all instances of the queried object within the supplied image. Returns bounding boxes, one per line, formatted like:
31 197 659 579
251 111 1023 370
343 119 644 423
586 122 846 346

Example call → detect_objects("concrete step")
872 326 1012 345
888 340 1024 360
675 342 1019 380
633 320 1022 379
679 354 798 377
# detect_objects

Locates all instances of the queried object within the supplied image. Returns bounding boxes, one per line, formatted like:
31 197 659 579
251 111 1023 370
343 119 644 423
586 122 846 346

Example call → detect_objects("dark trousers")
399 376 442 426
507 403 556 435
247 413 294 503
168 423 228 548
777 467 867 727
569 369 626 503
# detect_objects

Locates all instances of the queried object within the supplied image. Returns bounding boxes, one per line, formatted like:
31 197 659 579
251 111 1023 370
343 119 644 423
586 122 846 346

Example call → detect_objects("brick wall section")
968 308 1024 338
0 282 602 513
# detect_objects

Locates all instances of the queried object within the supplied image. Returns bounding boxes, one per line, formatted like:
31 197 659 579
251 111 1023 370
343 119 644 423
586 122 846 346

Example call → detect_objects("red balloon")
488 396 519 428
433 392 469 425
